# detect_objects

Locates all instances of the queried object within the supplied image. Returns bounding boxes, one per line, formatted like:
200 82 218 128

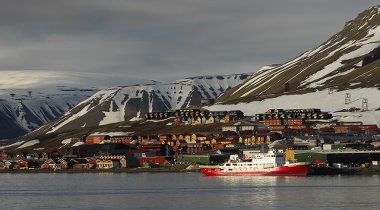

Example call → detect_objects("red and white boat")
200 150 309 176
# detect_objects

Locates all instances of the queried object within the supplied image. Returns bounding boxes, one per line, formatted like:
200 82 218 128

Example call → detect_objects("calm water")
0 172 379 210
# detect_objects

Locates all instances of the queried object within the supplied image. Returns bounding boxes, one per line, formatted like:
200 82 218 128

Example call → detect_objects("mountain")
33 74 250 135
0 88 97 140
210 5 380 124
0 70 149 140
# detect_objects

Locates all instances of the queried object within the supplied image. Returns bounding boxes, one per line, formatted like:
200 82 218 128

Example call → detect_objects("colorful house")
96 160 113 169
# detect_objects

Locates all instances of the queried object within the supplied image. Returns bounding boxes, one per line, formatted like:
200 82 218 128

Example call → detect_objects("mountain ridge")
32 74 250 136
217 5 380 104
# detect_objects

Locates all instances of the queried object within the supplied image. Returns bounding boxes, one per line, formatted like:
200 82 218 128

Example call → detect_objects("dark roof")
71 158 89 164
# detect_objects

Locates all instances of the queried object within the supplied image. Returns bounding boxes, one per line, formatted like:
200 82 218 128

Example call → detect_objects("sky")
0 0 378 86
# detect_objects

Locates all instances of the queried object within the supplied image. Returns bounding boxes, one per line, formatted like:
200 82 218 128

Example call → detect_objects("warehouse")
286 149 380 165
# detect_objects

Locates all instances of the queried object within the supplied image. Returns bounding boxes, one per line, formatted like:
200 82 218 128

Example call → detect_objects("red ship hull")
200 163 309 176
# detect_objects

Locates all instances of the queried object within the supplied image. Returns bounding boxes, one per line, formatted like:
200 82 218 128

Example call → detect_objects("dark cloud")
0 0 377 82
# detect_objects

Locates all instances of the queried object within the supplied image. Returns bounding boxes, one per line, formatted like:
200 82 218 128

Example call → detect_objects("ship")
200 150 309 176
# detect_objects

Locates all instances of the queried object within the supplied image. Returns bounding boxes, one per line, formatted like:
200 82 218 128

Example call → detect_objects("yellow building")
208 116 215 124
191 134 197 141
96 160 113 169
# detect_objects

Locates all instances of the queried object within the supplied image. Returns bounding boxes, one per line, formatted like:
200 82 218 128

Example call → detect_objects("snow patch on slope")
303 25 380 86
47 104 92 134
0 141 24 150
18 139 40 149
72 142 85 147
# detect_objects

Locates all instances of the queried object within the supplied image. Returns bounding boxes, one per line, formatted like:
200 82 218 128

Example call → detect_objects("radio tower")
345 93 351 104
362 98 368 111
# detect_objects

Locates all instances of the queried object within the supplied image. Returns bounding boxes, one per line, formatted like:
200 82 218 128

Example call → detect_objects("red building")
85 135 110 144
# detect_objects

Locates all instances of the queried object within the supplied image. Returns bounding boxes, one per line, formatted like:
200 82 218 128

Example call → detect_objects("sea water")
0 172 379 209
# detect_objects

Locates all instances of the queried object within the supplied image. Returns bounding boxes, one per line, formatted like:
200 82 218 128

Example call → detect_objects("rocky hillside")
217 5 380 104
34 74 249 135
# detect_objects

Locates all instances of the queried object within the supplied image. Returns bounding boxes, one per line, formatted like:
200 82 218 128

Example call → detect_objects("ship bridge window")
226 164 231 166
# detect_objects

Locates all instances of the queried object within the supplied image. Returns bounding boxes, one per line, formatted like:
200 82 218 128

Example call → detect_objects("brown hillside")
218 6 380 104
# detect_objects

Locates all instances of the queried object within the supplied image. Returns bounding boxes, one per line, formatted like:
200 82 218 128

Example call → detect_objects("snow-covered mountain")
34 74 249 134
0 70 149 140
0 87 97 140
211 5 380 124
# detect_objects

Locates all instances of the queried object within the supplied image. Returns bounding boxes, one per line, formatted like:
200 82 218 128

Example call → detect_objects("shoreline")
0 166 200 174
1 167 380 175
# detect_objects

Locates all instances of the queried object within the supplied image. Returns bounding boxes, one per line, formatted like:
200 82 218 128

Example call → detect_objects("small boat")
200 150 309 176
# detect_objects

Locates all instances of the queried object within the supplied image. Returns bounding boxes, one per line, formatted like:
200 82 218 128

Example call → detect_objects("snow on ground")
234 67 276 96
58 138 73 149
17 139 40 149
47 103 93 134
208 88 380 125
129 117 144 122
72 142 85 147
90 132 134 136
0 141 24 150
334 112 380 125
99 110 125 126
61 138 72 145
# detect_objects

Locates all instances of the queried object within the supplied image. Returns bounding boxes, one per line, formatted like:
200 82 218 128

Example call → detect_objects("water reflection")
202 175 307 186
0 173 379 209
200 175 309 208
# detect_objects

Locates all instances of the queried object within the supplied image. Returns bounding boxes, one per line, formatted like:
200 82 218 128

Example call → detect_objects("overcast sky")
0 0 378 84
